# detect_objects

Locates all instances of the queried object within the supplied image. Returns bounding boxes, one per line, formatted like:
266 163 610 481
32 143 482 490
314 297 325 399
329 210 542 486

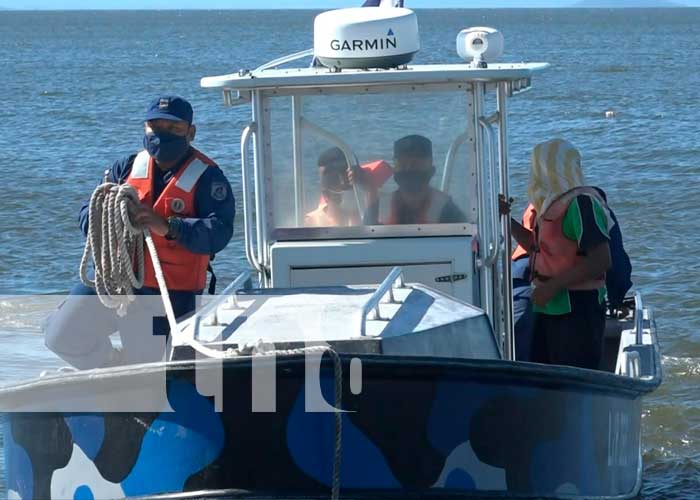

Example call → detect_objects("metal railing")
166 271 253 361
251 93 270 279
197 271 254 332
635 291 644 345
360 267 406 337
240 124 263 274
292 96 305 227
255 48 314 73
476 116 500 268
497 82 515 361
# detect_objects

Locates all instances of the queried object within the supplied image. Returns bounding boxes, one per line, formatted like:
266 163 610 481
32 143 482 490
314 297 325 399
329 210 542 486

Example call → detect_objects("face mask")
394 170 433 194
143 131 189 163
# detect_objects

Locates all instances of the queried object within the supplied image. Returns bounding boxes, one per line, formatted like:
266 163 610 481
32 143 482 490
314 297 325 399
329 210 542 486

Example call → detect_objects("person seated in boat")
504 138 614 370
357 135 467 225
44 96 235 369
306 147 394 227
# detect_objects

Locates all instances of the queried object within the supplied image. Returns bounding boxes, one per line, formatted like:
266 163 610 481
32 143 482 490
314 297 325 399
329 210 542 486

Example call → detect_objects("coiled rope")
79 183 178 335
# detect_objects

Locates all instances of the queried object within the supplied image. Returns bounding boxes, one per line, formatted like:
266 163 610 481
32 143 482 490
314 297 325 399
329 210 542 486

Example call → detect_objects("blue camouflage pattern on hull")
3 356 647 499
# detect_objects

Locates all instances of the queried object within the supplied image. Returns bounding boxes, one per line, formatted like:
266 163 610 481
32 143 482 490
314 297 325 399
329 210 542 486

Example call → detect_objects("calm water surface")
1 8 699 498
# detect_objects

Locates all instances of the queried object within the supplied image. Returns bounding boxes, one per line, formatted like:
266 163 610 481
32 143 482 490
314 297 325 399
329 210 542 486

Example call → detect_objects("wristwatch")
165 217 182 241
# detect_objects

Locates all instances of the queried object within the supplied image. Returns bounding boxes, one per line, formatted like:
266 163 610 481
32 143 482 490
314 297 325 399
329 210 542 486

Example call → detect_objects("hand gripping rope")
79 182 180 340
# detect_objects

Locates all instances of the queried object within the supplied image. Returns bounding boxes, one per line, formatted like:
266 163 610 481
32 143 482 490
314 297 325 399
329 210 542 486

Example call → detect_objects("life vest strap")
175 158 208 193
130 151 150 179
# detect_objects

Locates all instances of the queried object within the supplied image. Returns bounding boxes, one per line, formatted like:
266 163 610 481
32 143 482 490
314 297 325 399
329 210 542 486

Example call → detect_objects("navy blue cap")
394 134 433 160
144 96 193 124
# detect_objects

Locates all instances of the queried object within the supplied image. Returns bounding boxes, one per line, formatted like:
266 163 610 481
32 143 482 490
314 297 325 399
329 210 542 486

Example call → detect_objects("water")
1 8 699 498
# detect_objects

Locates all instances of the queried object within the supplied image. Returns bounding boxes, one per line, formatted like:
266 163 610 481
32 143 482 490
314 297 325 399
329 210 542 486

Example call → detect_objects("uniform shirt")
79 148 235 256
534 194 611 315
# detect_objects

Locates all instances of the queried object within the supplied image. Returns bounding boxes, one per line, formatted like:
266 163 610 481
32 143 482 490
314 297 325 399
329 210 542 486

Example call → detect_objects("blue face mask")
143 131 189 163
394 170 433 194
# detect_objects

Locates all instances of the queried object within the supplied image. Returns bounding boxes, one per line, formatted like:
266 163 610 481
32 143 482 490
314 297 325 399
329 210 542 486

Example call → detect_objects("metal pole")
473 83 493 322
240 123 262 275
251 91 268 285
635 292 644 345
292 96 305 227
497 82 515 361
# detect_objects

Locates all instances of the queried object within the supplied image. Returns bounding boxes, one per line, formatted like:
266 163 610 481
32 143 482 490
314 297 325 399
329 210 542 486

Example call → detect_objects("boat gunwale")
0 344 662 408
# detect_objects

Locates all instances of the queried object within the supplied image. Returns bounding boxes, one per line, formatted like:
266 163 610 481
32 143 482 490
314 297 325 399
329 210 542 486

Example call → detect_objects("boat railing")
255 48 314 73
476 116 500 268
360 267 406 337
192 271 254 340
635 291 644 345
241 123 264 274
616 292 656 379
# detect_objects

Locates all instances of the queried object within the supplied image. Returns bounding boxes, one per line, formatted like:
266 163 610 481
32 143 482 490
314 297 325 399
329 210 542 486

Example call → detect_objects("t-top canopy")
201 63 549 92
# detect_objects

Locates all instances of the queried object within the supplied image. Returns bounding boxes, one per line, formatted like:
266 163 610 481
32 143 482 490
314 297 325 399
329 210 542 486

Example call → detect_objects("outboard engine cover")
314 7 420 70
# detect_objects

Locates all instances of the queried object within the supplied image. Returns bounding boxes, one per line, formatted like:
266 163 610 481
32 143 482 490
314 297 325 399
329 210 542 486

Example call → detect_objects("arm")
499 195 534 250
79 156 134 237
173 167 235 255
348 164 384 225
510 218 534 251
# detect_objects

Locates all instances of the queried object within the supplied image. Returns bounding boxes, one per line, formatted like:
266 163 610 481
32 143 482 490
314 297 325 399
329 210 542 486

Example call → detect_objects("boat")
1 5 661 499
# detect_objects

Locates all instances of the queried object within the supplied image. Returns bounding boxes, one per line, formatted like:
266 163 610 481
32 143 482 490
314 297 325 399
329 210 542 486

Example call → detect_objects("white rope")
231 342 343 499
80 183 145 316
80 183 180 338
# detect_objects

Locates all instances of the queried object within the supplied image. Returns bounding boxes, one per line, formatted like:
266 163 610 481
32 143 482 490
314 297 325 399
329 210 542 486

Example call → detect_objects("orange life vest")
511 204 536 261
126 148 215 292
385 188 450 225
361 160 394 190
532 187 607 291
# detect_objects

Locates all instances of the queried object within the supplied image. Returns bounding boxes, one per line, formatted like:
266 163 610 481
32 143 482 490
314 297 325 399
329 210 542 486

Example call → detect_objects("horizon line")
1 5 697 9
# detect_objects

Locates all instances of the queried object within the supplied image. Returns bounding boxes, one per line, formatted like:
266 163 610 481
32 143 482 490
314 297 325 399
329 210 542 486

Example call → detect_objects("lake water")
1 8 699 498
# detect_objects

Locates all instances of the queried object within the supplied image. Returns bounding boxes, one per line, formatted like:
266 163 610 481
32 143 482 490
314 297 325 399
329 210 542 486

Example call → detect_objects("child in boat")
305 147 359 228
506 139 614 369
305 147 394 228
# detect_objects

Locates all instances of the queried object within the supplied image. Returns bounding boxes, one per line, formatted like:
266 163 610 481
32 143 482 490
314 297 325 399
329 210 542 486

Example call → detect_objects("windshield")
267 87 478 237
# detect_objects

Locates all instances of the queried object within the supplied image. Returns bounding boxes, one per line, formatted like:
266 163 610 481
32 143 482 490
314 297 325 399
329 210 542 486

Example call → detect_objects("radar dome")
314 7 420 70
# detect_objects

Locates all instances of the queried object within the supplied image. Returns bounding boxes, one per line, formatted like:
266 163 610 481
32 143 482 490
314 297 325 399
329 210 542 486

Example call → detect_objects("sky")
1 0 698 9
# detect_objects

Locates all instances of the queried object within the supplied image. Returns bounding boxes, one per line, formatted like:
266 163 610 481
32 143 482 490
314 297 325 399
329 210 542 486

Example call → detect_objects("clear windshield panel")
267 87 477 237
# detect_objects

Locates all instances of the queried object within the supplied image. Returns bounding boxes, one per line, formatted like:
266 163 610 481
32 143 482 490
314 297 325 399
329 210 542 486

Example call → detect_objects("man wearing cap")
44 96 235 369
362 135 466 225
